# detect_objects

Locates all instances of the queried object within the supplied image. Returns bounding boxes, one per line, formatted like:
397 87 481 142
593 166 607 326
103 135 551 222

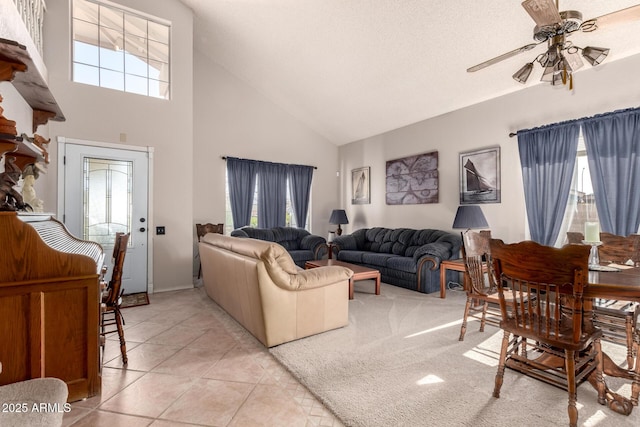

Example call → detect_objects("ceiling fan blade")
467 43 541 72
521 0 562 27
581 4 640 32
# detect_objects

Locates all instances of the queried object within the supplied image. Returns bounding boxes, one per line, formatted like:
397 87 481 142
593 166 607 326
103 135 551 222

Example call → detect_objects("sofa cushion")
361 252 395 267
337 250 367 264
271 227 307 250
386 256 417 273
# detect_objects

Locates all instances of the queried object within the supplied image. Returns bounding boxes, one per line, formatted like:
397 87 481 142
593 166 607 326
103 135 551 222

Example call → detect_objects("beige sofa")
199 233 353 347
0 363 68 427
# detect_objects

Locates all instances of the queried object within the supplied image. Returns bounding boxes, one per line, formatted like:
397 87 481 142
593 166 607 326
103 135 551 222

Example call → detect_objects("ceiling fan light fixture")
582 46 610 66
513 62 534 83
540 61 561 82
563 50 584 72
550 71 567 86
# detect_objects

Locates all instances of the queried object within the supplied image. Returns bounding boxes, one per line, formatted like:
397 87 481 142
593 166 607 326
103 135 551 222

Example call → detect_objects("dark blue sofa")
331 227 462 294
230 226 327 268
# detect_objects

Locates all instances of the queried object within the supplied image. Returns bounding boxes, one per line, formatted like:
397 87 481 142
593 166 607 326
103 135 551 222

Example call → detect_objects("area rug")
269 282 638 427
120 292 150 308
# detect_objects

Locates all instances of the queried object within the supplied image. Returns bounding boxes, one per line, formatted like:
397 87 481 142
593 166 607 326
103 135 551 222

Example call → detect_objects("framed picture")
386 151 438 205
351 166 371 204
459 146 501 204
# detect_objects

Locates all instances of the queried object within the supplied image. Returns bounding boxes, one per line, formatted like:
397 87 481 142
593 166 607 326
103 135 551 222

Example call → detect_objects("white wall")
339 54 640 244
192 51 341 237
43 0 194 292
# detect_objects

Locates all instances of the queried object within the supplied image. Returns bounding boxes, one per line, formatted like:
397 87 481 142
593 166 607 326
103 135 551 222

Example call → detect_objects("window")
224 173 308 235
557 135 599 245
72 0 170 99
83 157 132 245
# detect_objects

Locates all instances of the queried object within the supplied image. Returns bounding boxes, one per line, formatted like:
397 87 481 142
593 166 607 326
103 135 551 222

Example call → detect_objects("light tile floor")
64 287 343 427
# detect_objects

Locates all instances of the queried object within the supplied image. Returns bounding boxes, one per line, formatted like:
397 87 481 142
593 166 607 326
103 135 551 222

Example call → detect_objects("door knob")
139 227 146 232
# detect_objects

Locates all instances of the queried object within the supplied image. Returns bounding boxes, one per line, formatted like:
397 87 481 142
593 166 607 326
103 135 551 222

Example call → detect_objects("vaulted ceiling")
179 1 640 145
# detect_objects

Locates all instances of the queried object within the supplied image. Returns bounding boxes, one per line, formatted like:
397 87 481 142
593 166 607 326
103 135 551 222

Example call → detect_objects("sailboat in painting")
462 158 499 203
464 159 492 193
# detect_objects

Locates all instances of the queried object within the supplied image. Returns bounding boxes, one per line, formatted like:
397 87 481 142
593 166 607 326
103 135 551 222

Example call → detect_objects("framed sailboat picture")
352 166 371 204
459 146 501 204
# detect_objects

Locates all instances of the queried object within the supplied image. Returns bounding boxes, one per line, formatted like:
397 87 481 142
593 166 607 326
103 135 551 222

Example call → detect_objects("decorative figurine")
0 156 30 211
21 164 44 212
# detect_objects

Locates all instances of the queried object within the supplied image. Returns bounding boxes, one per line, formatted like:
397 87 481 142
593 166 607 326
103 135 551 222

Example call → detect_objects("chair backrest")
104 233 130 306
461 230 493 295
196 223 224 241
489 239 591 344
566 231 640 263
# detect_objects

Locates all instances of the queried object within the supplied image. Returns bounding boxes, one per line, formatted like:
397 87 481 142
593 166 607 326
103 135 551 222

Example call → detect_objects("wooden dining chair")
567 231 640 370
101 232 130 365
458 230 500 341
490 239 605 427
196 223 224 279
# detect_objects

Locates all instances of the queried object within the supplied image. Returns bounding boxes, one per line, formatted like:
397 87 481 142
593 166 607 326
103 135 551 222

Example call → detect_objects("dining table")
583 266 640 416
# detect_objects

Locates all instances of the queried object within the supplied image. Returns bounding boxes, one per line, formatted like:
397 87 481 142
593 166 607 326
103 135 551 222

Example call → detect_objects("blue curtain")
257 162 288 228
288 165 314 227
518 122 580 245
226 157 257 229
581 108 640 236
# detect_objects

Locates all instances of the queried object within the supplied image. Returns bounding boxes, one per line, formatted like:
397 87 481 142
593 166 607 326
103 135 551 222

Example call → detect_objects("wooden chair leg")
625 315 635 369
459 296 472 341
632 333 640 406
493 330 510 398
594 339 606 406
565 349 578 427
479 301 488 332
114 307 128 365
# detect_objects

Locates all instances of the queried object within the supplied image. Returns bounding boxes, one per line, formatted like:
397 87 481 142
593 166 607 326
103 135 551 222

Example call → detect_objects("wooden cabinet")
0 37 98 403
0 212 101 402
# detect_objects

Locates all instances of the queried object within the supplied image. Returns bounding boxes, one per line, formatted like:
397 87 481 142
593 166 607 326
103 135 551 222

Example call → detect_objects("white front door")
59 140 150 294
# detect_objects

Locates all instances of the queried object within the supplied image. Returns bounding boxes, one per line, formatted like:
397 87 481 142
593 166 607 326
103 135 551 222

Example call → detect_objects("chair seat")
501 316 603 351
593 299 639 369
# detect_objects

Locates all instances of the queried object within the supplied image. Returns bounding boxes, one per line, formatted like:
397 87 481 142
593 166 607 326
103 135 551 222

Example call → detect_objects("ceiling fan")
467 0 640 89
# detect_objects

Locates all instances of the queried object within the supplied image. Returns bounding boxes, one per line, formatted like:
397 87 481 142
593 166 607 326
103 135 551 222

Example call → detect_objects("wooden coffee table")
305 259 381 299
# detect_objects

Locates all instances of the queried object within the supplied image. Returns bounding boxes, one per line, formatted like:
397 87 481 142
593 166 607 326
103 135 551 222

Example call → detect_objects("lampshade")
512 62 533 83
582 46 609 66
329 209 349 225
452 205 488 229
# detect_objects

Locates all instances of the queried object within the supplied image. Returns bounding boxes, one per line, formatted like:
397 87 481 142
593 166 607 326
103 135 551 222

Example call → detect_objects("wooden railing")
11 0 46 56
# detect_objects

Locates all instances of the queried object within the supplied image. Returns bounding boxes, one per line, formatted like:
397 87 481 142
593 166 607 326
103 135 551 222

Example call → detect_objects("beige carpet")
270 282 639 427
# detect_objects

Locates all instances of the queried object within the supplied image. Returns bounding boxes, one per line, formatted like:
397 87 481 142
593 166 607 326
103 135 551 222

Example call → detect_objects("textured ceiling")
179 0 640 145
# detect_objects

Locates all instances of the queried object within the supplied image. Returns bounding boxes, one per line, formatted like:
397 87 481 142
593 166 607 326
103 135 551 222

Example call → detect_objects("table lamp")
329 209 349 236
452 205 488 231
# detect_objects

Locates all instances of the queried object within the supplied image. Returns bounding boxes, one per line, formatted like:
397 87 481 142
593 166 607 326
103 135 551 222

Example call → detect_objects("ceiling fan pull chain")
569 73 573 90
562 63 567 85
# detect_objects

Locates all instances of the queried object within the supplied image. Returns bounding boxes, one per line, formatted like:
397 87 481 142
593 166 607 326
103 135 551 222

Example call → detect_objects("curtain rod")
221 156 317 169
508 105 640 138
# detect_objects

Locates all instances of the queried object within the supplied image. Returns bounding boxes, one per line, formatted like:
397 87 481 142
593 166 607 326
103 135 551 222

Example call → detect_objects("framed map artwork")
459 146 501 204
351 166 370 204
385 151 438 205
